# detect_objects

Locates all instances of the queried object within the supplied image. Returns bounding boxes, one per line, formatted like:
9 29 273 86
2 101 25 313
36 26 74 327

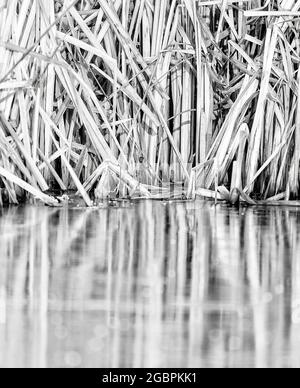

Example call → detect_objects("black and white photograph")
0 0 300 371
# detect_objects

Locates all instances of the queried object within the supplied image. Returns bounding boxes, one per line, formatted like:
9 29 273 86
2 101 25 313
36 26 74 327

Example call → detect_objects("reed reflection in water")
0 201 300 368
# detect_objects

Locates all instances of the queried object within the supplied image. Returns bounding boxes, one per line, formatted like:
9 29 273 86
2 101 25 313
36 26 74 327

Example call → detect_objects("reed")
1 0 300 206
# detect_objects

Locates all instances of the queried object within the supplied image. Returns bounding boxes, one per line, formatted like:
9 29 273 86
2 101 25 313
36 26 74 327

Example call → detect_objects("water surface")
0 200 300 368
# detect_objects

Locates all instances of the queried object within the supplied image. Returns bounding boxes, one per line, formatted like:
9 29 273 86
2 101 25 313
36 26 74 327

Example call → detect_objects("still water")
0 200 300 368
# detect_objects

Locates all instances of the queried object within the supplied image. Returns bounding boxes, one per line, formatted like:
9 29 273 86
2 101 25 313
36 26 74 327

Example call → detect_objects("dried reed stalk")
1 0 300 206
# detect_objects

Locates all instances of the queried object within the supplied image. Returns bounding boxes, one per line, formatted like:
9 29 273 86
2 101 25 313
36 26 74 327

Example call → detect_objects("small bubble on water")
88 338 104 353
275 285 284 295
93 324 109 338
51 313 64 326
107 317 131 332
209 330 223 343
292 309 300 324
292 300 300 309
228 336 242 352
54 326 68 340
64 351 82 367
262 293 273 304
142 287 151 299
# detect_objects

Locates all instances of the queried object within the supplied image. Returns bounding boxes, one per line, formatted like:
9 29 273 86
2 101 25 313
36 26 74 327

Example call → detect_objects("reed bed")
1 0 300 206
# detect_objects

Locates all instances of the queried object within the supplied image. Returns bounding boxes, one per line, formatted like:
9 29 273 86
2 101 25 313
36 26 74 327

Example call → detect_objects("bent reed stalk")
1 0 300 206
